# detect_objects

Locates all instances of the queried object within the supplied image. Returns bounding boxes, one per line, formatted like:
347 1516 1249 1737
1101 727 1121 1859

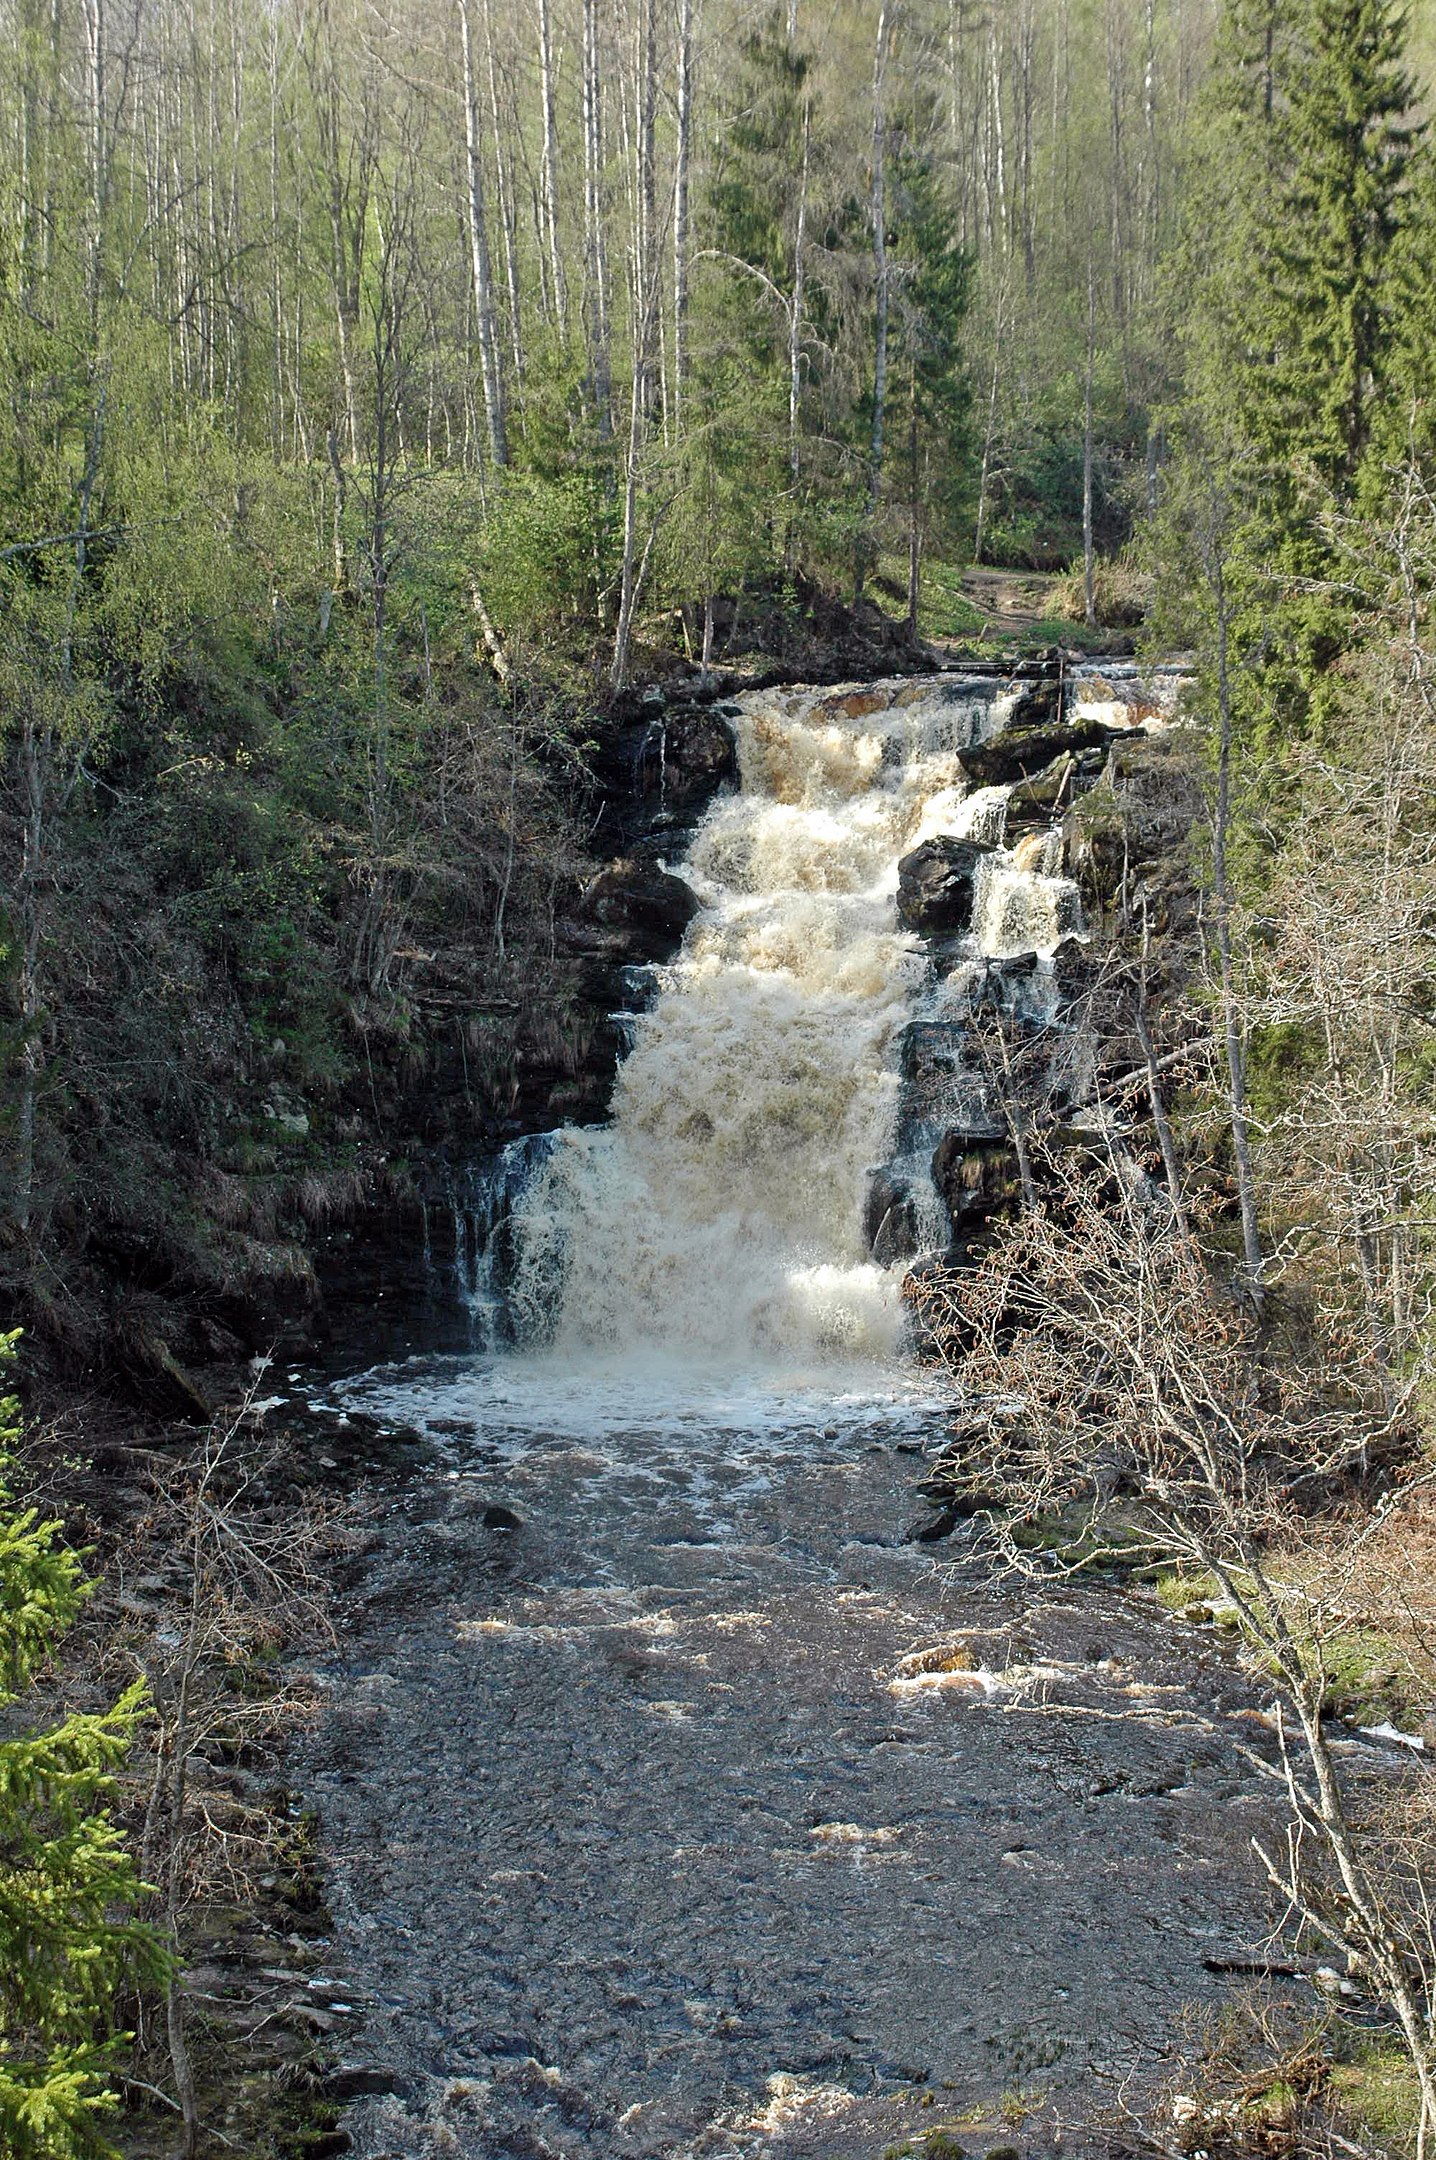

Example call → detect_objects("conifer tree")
887 149 975 627
1263 0 1417 494
0 1338 166 2159
1161 0 1418 734
1385 130 1436 460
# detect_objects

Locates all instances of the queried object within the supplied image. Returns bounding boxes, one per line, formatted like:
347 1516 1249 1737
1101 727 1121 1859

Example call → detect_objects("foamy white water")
490 676 1082 1384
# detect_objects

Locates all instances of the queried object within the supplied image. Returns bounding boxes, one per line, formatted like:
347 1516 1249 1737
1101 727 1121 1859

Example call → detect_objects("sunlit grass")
1330 2034 1424 2148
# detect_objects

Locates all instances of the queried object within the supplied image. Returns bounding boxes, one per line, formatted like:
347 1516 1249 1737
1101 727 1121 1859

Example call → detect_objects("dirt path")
302 1377 1276 2159
956 567 1067 636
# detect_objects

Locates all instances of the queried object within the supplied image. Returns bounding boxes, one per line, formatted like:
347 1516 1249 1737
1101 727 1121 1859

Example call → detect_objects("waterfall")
495 675 1084 1379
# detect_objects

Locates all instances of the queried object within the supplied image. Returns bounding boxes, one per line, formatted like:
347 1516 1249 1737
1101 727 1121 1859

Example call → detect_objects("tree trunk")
635 0 658 417
973 283 1004 566
1209 534 1265 1307
483 0 524 391
13 709 47 1236
459 0 508 467
786 94 810 560
538 0 566 331
906 388 921 634
986 10 1007 254
860 3 890 604
1083 254 1097 630
1136 900 1192 1243
582 0 613 439
672 0 694 430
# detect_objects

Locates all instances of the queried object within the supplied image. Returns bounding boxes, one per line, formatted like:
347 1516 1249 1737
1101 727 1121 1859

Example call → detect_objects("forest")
3 0 1436 2152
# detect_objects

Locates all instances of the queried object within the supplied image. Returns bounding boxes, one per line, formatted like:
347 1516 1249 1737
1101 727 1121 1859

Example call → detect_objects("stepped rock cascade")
498 676 1084 1378
307 664 1277 2160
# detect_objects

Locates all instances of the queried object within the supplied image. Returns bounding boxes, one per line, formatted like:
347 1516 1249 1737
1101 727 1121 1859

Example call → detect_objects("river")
300 672 1271 2158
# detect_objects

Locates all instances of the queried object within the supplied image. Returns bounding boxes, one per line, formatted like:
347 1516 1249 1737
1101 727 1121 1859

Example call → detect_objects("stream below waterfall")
298 671 1274 2159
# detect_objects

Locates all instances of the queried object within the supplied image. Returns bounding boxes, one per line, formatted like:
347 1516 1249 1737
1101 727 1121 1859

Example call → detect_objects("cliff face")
871 669 1204 1304
325 658 1207 1383
15 633 1203 1421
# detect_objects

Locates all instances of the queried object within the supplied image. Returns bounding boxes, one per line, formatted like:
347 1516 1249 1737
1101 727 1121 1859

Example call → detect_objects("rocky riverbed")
300 1368 1279 2160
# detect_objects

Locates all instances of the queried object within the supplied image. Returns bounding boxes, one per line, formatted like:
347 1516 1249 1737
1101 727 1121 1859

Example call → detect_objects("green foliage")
708 13 811 335
1156 0 1421 739
474 473 616 648
0 1337 168 2158
884 150 976 571
1270 0 1417 494
1330 2034 1427 2146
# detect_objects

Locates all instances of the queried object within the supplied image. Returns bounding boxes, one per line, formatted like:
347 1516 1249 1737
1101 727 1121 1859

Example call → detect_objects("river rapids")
301 670 1272 2159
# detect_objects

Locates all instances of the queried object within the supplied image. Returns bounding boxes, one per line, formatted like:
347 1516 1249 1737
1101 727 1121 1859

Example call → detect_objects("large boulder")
958 714 1112 788
655 705 739 809
896 836 996 937
863 1169 920 1264
569 862 701 964
931 1134 1022 1238
814 687 891 721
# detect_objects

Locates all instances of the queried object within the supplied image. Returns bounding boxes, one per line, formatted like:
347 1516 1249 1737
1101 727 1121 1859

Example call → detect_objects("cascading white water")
502 677 1083 1378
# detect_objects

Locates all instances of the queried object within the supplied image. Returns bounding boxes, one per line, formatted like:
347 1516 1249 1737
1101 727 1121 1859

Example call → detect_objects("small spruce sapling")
0 1333 167 2158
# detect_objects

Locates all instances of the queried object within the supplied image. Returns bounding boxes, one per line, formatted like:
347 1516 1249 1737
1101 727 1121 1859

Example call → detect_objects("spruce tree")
1385 130 1436 460
1160 0 1418 735
0 1338 166 2159
886 150 974 627
1263 0 1417 493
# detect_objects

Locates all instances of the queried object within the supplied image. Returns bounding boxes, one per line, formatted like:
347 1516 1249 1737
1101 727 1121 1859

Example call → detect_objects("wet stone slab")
301 1410 1277 2159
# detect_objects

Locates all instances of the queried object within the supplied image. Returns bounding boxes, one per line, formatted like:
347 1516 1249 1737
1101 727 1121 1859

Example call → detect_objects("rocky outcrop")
895 836 997 936
930 1133 1022 1238
1064 733 1204 931
958 713 1114 787
1004 746 1109 831
631 703 740 819
863 1169 920 1265
570 862 702 964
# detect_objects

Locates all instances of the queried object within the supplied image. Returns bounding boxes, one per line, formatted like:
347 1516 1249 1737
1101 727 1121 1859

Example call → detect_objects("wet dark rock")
1007 678 1062 728
959 715 1112 788
1065 734 1203 921
481 1504 523 1531
898 1020 1007 1103
641 706 739 813
1063 807 1129 908
864 1170 919 1265
571 863 701 965
931 1135 1022 1237
326 2064 413 2101
1004 744 1105 830
110 1312 213 1423
896 837 997 937
894 676 984 708
1051 937 1095 1010
985 951 1040 991
903 1506 964 1544
1012 646 1064 677
815 687 891 721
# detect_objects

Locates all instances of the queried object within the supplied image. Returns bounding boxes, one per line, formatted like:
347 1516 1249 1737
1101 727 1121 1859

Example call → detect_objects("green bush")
0 1336 168 2156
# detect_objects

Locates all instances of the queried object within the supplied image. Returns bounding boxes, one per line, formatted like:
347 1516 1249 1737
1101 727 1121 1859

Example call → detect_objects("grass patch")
1151 1566 1426 1726
1330 2034 1424 2148
1152 1567 1228 1615
917 562 988 640
1026 614 1114 650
